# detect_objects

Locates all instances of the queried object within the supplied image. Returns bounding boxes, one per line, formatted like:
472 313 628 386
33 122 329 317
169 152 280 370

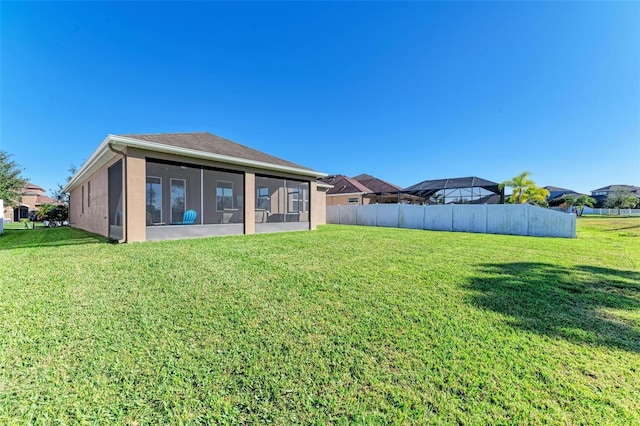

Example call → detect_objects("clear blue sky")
2 1 639 195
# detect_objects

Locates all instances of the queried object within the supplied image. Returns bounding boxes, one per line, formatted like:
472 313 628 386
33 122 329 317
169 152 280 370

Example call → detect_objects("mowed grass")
0 218 638 424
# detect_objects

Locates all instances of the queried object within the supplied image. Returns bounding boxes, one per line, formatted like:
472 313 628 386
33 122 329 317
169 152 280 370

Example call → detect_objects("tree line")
500 171 639 215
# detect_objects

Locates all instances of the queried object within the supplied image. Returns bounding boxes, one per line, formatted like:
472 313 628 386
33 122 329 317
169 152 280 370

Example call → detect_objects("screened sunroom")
254 175 310 233
144 160 311 240
66 132 326 242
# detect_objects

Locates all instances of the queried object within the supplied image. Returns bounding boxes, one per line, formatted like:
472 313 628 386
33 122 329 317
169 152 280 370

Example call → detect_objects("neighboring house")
543 185 590 205
320 174 503 206
351 173 409 204
351 173 402 194
591 184 640 207
63 132 328 242
2 182 58 223
544 186 578 201
318 173 405 205
319 175 374 206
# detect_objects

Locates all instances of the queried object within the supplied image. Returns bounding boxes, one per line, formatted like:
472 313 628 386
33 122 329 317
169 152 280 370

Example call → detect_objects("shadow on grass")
0 227 110 250
465 262 640 352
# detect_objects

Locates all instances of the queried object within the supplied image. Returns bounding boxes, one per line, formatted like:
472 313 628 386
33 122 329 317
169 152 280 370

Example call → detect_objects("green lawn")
3 221 48 230
1 218 638 424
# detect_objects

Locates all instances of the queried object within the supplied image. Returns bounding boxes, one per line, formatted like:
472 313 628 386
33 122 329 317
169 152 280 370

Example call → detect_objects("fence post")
450 205 454 231
485 204 489 234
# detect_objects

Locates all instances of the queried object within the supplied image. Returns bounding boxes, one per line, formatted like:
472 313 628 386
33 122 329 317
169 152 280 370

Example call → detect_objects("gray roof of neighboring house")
591 184 640 194
547 192 589 202
121 132 314 172
544 186 573 192
319 175 371 195
467 194 503 204
544 186 579 200
352 173 402 193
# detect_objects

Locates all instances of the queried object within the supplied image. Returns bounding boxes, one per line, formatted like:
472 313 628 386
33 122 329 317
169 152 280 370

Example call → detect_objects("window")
348 197 359 203
288 188 301 213
87 181 91 207
171 179 186 223
81 185 85 214
256 186 270 210
146 176 162 224
216 181 233 211
303 188 309 212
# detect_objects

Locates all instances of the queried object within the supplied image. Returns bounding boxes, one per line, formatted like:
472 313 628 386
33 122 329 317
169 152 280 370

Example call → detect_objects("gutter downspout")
108 143 127 243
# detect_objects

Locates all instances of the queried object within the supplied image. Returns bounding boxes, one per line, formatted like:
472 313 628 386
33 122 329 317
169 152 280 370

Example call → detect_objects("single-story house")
319 174 373 206
544 186 579 201
64 132 328 242
318 173 412 205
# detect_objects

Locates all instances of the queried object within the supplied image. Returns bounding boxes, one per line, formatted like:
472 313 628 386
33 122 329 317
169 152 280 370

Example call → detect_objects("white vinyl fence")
327 204 576 238
582 207 640 216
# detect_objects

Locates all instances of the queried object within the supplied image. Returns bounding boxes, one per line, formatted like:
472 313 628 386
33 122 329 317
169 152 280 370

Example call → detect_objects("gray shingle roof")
120 132 316 172
352 173 402 193
319 175 372 195
591 184 640 194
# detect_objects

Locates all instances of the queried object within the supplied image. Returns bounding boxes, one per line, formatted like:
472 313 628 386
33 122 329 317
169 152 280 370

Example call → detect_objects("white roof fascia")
316 182 334 190
64 135 115 192
64 134 328 192
110 135 327 179
327 192 367 196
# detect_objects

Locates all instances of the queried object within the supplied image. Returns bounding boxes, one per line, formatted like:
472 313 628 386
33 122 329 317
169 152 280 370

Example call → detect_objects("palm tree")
551 194 596 215
432 193 446 204
573 195 596 216
500 171 550 205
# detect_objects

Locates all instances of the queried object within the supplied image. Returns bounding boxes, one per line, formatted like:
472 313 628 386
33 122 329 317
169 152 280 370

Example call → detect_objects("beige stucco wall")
21 194 38 210
70 146 326 242
244 171 256 234
68 159 112 237
125 149 147 242
3 206 12 222
326 193 370 206
311 181 326 228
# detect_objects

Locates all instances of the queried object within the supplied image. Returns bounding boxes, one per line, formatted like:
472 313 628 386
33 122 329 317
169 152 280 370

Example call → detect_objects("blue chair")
182 209 197 225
